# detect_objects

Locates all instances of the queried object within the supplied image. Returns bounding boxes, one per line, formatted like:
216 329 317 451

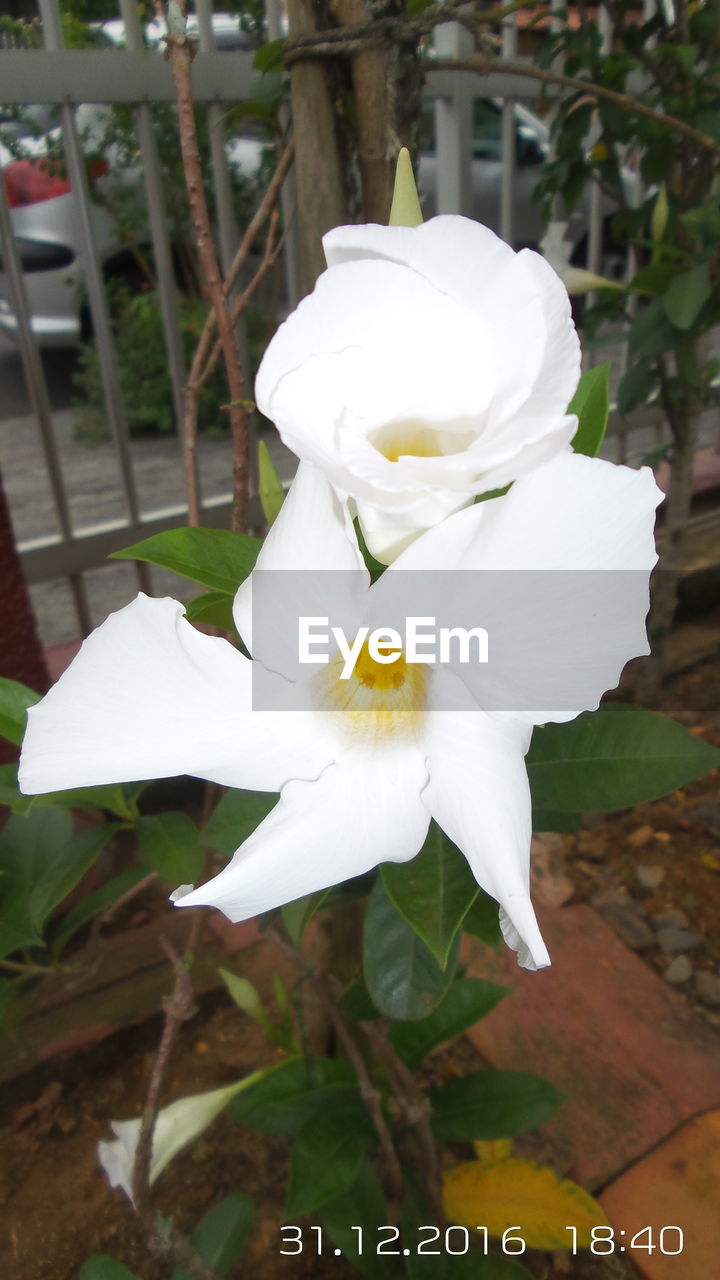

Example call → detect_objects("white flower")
98 1075 262 1203
19 456 661 971
255 216 582 562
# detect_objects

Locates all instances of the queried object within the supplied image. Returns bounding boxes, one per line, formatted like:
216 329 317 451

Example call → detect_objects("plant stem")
130 932 197 1211
163 15 250 532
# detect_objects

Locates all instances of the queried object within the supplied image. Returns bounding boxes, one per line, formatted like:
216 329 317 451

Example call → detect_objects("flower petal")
422 672 548 970
233 461 368 668
323 216 581 428
379 452 662 721
19 595 335 794
256 257 498 499
177 746 429 921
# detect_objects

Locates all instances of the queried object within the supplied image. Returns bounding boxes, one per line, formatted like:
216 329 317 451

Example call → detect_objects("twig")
362 1020 444 1224
130 935 196 1211
322 990 404 1200
428 55 720 157
199 210 285 389
161 6 251 533
267 926 405 1202
181 140 294 527
0 957 59 976
90 871 159 942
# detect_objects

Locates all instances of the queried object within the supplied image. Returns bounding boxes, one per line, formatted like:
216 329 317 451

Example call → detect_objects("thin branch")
130 935 196 1211
427 55 720 157
363 1020 443 1224
267 926 405 1199
181 140 295 526
199 209 285 390
162 14 251 533
0 957 59 976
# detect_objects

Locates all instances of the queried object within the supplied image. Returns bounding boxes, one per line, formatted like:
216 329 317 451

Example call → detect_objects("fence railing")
0 0 672 644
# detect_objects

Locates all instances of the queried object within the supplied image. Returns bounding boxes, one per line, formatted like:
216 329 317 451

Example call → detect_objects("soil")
1 660 718 1280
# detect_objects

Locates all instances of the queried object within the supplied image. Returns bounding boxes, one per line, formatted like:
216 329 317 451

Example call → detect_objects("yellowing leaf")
473 1138 513 1164
443 1157 608 1250
700 852 720 872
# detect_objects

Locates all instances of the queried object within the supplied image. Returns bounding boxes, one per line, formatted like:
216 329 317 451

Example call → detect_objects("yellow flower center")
315 639 428 743
372 419 475 462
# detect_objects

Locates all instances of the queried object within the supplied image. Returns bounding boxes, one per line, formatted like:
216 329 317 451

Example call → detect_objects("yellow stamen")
316 639 427 743
372 420 475 463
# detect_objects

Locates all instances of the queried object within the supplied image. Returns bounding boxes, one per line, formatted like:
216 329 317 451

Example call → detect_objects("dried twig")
181 140 294 527
160 3 251 532
130 935 196 1210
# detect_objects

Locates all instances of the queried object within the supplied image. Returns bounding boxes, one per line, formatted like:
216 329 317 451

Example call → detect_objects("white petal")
324 217 581 427
422 672 549 970
98 1079 255 1203
233 461 368 664
19 595 334 794
381 452 662 721
177 747 429 921
255 257 499 501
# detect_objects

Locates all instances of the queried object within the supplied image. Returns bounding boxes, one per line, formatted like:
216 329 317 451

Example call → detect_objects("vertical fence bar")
265 0 301 309
37 0 152 595
500 15 517 246
195 0 256 495
434 21 472 216
0 171 93 634
118 0 188 443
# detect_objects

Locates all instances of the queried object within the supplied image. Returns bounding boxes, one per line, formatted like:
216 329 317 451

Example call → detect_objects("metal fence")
0 0 674 644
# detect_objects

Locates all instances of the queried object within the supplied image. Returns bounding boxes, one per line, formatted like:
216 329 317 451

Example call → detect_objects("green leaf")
629 263 678 296
79 1257 138 1280
337 978 380 1021
319 1158 396 1279
527 706 720 812
363 877 460 1020
286 1094 376 1217
461 889 501 951
568 363 610 457
382 822 478 968
34 781 143 820
532 808 581 833
203 789 278 858
184 591 237 632
52 867 146 957
252 38 285 73
281 888 330 946
617 359 657 415
28 821 120 930
111 527 261 595
171 1195 254 1280
0 762 33 814
391 977 508 1070
628 298 675 360
136 812 203 883
257 439 286 526
229 1056 357 1135
0 677 40 745
0 808 119 954
219 968 274 1038
663 263 711 330
431 1069 562 1142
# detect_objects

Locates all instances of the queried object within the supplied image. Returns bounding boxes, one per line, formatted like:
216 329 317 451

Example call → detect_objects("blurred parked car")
0 18 635 348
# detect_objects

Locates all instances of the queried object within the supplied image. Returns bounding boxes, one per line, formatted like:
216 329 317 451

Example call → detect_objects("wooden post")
286 0 349 294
